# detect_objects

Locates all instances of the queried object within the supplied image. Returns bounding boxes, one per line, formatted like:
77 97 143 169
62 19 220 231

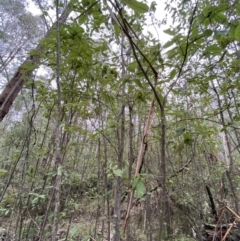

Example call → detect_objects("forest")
0 0 240 240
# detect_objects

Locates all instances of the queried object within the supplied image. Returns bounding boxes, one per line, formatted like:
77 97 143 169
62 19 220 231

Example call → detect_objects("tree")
0 0 71 122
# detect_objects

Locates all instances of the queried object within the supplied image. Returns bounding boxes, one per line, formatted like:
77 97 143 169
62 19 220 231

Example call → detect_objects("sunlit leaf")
122 0 149 14
235 25 240 41
205 44 222 54
113 169 123 177
214 12 227 24
127 61 138 72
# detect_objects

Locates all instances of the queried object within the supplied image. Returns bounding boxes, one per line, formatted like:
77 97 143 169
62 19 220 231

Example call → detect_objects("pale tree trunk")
0 3 71 122
211 81 239 214
126 102 134 241
52 0 63 240
113 32 126 241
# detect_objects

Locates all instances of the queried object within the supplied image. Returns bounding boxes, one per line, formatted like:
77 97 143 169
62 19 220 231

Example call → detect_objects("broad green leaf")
70 224 81 237
150 1 157 12
132 175 141 189
219 35 232 49
234 25 240 41
122 0 149 14
214 12 227 24
113 169 123 177
175 127 186 137
127 61 138 72
203 6 214 16
205 44 222 54
229 25 237 38
78 14 88 24
113 23 120 37
203 29 213 37
169 69 177 79
163 39 175 48
133 78 143 88
136 178 146 198
167 47 177 59
163 28 176 36
22 61 36 71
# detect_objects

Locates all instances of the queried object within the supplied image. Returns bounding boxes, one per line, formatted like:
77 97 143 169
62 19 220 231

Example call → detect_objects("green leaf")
237 7 240 16
163 39 175 48
167 47 177 59
163 28 176 36
169 69 177 79
122 0 149 14
127 61 138 72
133 78 143 88
136 178 146 198
70 224 81 238
113 23 120 37
214 12 227 24
113 169 123 177
205 44 222 54
150 1 157 12
29 193 45 199
183 133 193 145
203 29 213 37
175 127 186 137
132 175 141 189
235 25 240 41
0 169 7 177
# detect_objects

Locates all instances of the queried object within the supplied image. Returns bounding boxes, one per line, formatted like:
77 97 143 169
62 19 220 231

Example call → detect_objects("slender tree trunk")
158 106 171 238
52 1 63 240
211 81 239 213
126 103 134 241
113 33 126 241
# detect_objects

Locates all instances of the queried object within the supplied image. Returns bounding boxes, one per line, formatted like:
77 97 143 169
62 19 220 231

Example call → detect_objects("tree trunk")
0 3 72 122
52 0 63 240
113 33 126 241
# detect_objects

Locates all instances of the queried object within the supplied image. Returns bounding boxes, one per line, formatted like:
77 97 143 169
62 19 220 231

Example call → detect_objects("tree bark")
52 0 63 240
113 32 126 241
0 3 72 122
